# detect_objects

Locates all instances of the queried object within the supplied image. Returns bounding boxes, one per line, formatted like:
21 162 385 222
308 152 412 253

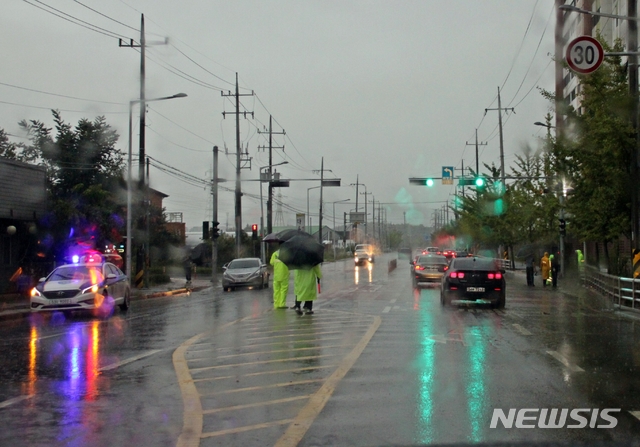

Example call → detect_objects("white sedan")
30 261 131 315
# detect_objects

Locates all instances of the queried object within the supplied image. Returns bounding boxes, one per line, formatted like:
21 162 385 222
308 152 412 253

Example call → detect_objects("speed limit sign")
566 36 604 74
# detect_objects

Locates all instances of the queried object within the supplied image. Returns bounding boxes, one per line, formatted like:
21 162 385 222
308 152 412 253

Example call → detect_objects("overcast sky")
2 1 557 233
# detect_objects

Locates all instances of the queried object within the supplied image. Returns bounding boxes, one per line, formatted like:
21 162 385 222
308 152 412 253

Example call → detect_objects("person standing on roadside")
540 252 550 287
270 248 290 309
293 264 322 315
525 255 535 286
183 254 192 286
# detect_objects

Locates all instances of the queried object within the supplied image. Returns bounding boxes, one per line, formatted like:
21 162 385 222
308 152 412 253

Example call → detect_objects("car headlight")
30 288 41 297
82 284 99 294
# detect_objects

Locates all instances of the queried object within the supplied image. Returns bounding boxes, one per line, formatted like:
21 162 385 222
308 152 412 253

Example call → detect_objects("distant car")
412 255 449 287
222 257 269 291
422 247 440 255
398 247 412 258
30 261 130 315
440 257 505 308
354 244 375 265
441 249 455 260
455 251 470 258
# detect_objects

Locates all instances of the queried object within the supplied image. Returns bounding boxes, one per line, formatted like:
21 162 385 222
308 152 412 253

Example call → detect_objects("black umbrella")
263 228 312 243
279 235 324 269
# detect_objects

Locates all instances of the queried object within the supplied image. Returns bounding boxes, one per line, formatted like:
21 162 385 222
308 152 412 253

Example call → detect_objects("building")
0 157 47 294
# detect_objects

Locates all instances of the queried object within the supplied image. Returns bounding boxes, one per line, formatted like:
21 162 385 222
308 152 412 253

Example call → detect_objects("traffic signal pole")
212 145 219 284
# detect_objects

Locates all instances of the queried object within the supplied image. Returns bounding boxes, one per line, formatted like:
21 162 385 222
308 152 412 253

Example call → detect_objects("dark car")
412 255 449 287
222 257 269 291
440 257 505 308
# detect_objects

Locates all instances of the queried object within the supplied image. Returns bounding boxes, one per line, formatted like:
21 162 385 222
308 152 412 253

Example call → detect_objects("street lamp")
126 93 187 285
259 161 288 262
332 199 350 260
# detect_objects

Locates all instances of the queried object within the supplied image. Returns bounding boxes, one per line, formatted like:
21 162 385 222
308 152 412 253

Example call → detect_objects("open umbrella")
279 235 324 269
263 228 312 243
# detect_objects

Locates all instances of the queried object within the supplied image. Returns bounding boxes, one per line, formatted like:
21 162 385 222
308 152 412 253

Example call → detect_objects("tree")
12 110 126 258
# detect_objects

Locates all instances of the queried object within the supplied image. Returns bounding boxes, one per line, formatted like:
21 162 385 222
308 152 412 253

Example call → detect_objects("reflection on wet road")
1 254 640 446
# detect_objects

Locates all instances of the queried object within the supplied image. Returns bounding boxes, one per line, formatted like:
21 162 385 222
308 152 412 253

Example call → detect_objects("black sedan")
440 257 505 308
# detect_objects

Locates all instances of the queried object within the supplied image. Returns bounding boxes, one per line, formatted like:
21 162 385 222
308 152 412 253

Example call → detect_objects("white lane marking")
513 324 532 336
0 395 34 408
98 349 163 371
546 350 584 372
629 411 640 421
390 299 397 303
382 306 391 313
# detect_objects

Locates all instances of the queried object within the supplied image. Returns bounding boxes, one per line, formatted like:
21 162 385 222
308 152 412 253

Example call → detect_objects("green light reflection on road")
416 302 436 444
466 325 488 443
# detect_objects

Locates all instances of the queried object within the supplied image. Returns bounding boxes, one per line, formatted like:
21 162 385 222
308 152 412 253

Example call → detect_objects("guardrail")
582 265 640 309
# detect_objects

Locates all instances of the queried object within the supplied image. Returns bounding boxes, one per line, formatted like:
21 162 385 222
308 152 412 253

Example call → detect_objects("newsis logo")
490 409 620 429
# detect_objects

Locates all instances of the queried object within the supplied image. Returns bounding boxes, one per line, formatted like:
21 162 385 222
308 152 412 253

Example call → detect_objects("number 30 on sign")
566 35 604 74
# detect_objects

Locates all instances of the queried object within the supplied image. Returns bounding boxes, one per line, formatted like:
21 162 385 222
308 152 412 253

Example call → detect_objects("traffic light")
474 176 485 188
251 224 258 240
425 178 434 187
202 221 210 240
212 221 220 239
559 218 566 236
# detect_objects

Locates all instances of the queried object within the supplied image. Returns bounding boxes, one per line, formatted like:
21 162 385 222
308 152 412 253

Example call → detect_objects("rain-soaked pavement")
1 254 640 446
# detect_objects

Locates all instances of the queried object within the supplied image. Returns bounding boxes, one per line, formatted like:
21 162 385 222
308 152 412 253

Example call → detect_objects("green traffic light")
425 178 434 187
475 177 485 187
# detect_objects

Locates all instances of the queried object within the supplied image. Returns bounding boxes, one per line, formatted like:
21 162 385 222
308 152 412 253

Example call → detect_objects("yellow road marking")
202 395 311 414
201 419 294 438
275 315 382 447
173 320 239 447
199 378 324 397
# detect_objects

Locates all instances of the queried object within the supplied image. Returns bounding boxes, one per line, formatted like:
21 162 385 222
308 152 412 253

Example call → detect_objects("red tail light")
488 272 503 280
415 265 425 271
443 266 449 271
450 271 465 279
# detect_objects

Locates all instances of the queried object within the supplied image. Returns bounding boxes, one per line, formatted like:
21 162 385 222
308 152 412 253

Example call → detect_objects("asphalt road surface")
1 254 640 446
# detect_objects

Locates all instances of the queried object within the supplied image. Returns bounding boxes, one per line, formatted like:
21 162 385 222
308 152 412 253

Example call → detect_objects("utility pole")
212 145 219 284
350 176 367 243
319 157 324 243
257 116 285 236
222 73 254 257
485 87 514 186
466 129 486 174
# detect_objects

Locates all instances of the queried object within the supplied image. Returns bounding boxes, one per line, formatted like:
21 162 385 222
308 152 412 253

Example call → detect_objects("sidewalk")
0 277 214 322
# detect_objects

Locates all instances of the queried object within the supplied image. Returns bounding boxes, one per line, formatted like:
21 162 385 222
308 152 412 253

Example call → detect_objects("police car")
30 253 131 315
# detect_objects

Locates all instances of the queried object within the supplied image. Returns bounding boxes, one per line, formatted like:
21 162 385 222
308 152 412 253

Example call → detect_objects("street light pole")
126 93 187 285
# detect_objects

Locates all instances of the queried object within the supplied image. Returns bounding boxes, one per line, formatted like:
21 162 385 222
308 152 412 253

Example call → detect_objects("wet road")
1 254 640 446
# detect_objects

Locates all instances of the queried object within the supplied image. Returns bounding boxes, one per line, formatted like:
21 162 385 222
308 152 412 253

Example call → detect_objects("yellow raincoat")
540 252 550 285
294 264 322 303
270 250 289 308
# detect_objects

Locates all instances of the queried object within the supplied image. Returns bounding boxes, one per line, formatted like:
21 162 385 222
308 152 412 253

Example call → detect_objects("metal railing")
582 265 640 310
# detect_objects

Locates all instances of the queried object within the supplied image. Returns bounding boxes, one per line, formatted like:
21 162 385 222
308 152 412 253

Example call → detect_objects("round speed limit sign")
566 36 604 74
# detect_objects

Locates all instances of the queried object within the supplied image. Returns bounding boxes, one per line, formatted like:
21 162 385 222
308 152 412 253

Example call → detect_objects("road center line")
98 349 163 372
382 306 391 313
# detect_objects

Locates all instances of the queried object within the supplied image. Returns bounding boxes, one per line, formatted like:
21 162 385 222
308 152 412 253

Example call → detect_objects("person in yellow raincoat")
293 264 322 315
270 249 290 309
540 252 550 287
